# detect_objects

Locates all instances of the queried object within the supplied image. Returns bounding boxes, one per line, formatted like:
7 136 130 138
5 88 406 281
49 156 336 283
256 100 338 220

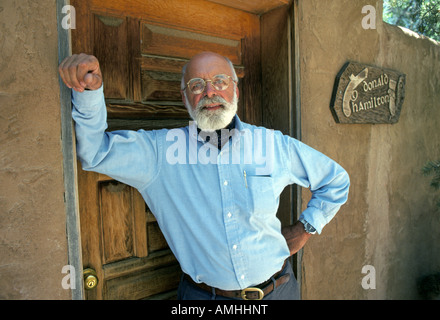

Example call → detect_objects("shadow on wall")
417 273 440 300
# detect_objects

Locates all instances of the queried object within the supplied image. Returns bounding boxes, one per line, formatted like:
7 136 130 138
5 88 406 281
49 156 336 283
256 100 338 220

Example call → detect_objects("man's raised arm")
58 54 159 190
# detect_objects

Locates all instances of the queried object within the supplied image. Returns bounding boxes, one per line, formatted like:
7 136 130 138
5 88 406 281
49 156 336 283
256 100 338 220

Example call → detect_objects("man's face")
182 53 239 131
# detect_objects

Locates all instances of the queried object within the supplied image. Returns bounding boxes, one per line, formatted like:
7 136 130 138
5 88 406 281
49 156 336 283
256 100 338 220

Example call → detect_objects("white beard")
185 90 238 131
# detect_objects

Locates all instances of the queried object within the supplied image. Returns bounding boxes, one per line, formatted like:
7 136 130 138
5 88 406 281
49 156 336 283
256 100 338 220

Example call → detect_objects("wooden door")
71 0 261 300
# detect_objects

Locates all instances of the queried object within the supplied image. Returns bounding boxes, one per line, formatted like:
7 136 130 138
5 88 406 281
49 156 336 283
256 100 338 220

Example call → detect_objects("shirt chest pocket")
245 174 278 215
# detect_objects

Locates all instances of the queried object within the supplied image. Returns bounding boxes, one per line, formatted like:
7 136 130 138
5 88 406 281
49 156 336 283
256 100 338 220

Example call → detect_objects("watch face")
302 221 316 234
306 224 316 234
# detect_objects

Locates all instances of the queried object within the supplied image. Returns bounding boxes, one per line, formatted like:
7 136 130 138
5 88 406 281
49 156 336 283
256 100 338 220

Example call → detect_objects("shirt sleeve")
71 85 161 190
285 136 350 234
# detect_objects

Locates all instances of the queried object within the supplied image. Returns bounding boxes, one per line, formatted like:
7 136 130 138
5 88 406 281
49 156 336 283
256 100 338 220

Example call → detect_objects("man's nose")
204 81 216 98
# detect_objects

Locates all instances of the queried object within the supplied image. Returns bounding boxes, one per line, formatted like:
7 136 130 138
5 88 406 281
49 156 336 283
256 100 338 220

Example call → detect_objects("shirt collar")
189 115 242 143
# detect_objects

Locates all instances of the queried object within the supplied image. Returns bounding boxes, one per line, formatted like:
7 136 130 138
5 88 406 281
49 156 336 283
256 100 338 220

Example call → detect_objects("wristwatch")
299 218 317 234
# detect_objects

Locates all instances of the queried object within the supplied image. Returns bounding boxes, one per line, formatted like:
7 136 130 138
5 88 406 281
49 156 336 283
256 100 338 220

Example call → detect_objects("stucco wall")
298 0 440 299
0 0 70 299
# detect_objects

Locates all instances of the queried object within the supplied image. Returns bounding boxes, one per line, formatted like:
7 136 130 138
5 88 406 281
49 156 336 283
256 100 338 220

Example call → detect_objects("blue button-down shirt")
72 85 350 290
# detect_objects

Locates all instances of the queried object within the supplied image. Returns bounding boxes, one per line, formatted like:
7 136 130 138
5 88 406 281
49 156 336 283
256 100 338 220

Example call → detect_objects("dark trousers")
177 260 300 300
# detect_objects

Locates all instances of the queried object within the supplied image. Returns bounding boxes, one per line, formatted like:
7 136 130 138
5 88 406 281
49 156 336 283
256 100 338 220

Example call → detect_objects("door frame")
57 0 303 300
291 0 304 298
57 0 85 300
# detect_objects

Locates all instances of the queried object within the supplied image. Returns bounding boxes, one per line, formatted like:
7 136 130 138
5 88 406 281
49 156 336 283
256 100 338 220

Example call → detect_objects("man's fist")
59 53 102 92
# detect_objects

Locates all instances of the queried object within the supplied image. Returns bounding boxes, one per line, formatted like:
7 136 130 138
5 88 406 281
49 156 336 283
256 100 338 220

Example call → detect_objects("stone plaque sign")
330 61 406 124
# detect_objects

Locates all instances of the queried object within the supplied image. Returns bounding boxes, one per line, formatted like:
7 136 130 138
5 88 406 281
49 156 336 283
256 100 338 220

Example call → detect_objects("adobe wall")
298 0 440 299
0 1 70 299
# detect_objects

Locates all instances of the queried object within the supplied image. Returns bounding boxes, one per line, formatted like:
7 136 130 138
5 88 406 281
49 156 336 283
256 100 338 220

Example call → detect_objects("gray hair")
180 56 239 90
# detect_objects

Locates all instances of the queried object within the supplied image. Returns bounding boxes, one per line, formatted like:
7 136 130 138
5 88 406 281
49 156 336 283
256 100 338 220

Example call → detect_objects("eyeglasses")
183 74 237 95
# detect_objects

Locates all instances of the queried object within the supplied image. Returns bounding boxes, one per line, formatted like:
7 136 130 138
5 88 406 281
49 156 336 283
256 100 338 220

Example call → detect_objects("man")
59 51 350 300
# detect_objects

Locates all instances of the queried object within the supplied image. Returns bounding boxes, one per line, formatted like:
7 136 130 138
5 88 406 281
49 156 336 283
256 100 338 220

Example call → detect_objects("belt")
184 260 290 300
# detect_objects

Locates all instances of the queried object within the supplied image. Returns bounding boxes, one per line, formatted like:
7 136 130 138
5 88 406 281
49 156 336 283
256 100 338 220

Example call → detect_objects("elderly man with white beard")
59 51 350 300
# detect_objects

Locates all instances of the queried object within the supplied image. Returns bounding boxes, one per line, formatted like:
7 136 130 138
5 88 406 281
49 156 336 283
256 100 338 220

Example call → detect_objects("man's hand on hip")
282 221 312 256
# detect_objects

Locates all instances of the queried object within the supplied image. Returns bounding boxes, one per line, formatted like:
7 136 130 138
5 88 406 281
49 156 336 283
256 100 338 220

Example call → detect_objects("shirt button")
241 275 245 280
232 244 237 250
227 212 232 218
223 180 228 186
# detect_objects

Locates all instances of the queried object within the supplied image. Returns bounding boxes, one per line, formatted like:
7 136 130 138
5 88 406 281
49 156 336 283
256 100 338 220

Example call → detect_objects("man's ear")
235 85 240 101
181 91 187 107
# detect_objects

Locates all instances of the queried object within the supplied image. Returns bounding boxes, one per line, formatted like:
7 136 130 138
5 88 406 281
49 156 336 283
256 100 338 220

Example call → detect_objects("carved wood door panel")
71 0 261 299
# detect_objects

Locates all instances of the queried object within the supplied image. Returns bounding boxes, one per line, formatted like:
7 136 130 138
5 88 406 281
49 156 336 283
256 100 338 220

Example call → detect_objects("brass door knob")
83 268 99 290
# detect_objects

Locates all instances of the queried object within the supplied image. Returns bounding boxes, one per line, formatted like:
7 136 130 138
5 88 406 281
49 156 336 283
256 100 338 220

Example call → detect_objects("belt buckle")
240 287 264 300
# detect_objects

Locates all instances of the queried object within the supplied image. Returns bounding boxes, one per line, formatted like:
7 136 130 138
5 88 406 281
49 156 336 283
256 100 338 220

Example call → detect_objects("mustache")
196 96 229 110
